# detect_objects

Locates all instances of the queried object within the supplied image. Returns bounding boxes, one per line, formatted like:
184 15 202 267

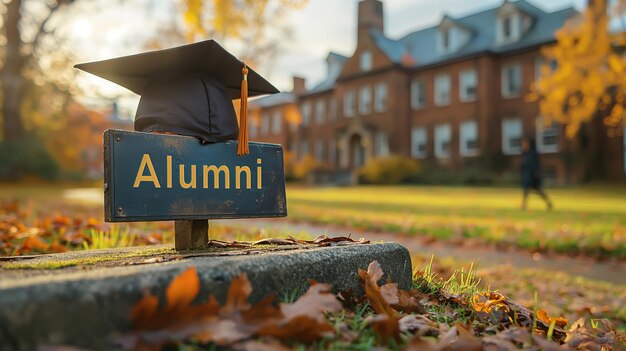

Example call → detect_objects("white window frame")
459 120 479 156
535 117 559 153
329 97 337 121
299 140 309 159
411 79 426 110
249 117 258 138
502 118 523 155
328 138 337 165
435 124 452 158
301 102 311 126
343 90 355 117
359 86 372 115
360 50 373 72
314 140 324 162
315 99 325 125
459 69 477 102
501 63 522 98
261 113 270 135
374 83 388 112
272 111 282 135
434 73 451 106
375 131 390 157
411 127 427 159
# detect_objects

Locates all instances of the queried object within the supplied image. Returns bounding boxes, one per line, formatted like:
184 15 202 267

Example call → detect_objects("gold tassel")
237 63 249 156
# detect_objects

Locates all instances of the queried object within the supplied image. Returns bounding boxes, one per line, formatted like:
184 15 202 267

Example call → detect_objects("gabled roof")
304 51 349 96
368 0 577 68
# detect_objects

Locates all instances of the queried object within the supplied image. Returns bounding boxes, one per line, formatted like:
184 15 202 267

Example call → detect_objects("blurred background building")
250 0 626 184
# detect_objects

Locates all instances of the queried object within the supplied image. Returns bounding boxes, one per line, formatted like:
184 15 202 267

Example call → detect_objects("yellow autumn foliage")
181 0 307 66
531 0 626 138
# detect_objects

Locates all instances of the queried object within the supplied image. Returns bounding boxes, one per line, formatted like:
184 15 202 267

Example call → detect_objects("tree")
182 0 307 67
0 0 78 141
529 0 626 138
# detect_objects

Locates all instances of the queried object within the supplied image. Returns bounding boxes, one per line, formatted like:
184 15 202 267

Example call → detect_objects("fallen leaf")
358 261 397 317
536 308 568 329
365 314 400 342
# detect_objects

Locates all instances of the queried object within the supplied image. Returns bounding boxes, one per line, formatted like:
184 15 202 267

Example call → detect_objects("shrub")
357 156 421 184
290 154 318 181
0 138 59 180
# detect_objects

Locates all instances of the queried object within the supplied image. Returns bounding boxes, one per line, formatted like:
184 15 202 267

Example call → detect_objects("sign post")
103 129 287 250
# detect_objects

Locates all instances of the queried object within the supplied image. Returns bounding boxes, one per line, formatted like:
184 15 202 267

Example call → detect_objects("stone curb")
0 242 411 350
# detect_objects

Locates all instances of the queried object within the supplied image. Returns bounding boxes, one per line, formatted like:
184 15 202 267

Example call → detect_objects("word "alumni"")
133 154 263 190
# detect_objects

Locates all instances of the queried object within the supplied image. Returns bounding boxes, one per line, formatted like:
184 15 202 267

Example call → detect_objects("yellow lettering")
203 165 230 189
166 155 172 188
179 164 197 189
133 154 161 188
236 166 251 189
257 158 262 189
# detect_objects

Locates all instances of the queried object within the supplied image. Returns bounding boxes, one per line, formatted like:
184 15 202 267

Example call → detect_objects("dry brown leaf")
536 308 568 329
280 282 342 322
21 235 48 251
437 324 483 351
365 314 401 342
404 335 438 351
398 314 438 336
358 260 397 317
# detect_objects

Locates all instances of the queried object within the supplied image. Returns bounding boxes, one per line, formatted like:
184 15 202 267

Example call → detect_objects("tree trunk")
1 0 26 142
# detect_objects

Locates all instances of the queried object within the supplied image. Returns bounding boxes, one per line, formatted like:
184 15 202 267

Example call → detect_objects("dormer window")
437 17 470 55
360 50 373 72
442 29 450 51
503 16 512 39
496 2 532 45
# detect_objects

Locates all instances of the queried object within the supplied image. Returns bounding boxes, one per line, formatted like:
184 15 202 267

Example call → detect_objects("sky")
274 0 586 91
68 0 586 117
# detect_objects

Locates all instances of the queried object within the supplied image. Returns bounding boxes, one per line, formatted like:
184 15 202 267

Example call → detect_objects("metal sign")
103 129 287 222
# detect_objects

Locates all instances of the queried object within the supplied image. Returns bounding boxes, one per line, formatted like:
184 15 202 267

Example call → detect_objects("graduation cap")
74 40 280 155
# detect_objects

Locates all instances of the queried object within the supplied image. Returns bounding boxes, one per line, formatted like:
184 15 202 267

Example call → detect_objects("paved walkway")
216 218 626 285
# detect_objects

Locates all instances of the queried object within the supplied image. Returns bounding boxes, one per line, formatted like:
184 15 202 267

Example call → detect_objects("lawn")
286 185 626 258
1 183 624 348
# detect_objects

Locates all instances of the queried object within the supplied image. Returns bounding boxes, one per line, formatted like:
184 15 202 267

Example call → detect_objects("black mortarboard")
74 40 279 155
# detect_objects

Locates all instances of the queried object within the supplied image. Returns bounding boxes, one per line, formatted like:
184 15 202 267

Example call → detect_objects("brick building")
250 0 626 183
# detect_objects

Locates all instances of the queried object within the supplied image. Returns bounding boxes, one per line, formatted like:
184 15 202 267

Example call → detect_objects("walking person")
521 137 553 210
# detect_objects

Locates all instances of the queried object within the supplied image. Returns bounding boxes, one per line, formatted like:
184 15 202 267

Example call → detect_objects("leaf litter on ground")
112 260 621 350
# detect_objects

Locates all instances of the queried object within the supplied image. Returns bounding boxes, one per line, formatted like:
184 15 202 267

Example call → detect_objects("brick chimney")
358 0 384 44
292 76 306 95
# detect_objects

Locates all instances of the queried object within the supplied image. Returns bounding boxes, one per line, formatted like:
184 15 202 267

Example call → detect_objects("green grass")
286 185 626 258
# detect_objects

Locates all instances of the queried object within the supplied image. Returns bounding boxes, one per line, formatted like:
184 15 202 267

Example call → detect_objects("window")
359 86 372 115
375 131 389 157
343 90 355 117
501 63 521 98
328 138 337 165
460 120 479 156
536 117 559 153
374 83 388 112
435 124 451 158
441 29 450 51
261 113 270 135
411 127 427 158
459 69 477 102
272 111 282 135
249 118 258 138
315 99 325 124
434 73 451 106
299 140 309 159
301 102 311 126
360 50 373 72
502 118 522 155
411 79 426 109
503 16 512 39
315 140 324 162
329 98 337 121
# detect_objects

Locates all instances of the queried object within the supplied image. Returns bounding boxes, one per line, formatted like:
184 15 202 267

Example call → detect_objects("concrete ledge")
0 242 411 350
